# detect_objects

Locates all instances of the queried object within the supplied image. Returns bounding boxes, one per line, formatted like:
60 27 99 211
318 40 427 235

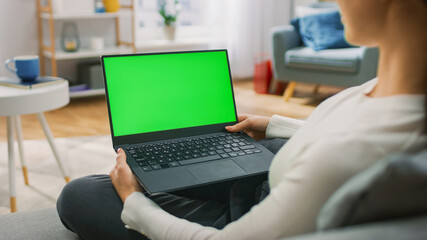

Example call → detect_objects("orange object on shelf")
253 53 273 94
103 0 120 12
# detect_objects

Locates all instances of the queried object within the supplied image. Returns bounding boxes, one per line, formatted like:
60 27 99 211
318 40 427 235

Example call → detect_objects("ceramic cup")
5 55 40 82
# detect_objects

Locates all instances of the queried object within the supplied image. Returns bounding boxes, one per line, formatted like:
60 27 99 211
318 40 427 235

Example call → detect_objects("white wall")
0 1 39 77
295 0 318 7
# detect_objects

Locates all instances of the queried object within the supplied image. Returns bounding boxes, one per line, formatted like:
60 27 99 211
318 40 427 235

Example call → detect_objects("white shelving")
43 46 134 60
40 12 126 20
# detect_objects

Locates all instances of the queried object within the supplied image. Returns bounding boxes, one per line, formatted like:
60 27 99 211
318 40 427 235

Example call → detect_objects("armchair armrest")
281 216 427 240
270 26 301 78
358 47 379 81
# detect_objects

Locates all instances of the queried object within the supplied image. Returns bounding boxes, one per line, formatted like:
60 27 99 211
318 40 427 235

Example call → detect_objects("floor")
0 80 344 214
0 135 115 215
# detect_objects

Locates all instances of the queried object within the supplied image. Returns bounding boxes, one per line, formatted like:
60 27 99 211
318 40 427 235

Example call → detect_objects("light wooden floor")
0 80 344 142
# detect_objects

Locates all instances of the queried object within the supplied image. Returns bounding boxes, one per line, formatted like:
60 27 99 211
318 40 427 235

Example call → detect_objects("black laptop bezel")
101 49 239 147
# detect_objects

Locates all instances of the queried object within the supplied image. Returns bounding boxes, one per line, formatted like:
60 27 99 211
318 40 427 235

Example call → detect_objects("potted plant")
159 0 180 41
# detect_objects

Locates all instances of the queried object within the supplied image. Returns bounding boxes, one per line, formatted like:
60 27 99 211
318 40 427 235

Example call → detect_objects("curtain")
209 0 293 79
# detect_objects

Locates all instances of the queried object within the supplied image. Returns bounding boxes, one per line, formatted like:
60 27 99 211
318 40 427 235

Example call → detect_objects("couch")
1 150 426 240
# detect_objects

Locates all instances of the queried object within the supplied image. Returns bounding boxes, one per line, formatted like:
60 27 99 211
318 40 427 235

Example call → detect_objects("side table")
0 77 70 212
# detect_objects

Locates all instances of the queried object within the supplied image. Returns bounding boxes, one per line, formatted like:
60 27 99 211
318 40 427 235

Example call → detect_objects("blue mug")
5 55 40 82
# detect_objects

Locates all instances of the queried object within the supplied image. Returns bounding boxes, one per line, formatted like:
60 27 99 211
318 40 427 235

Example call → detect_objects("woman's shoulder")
314 77 423 119
325 78 378 102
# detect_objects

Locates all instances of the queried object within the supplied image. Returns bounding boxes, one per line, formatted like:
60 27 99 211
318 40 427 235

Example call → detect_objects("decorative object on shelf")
95 0 106 13
159 0 181 41
103 0 120 13
78 61 104 90
5 55 40 82
61 22 80 52
90 37 105 51
163 25 176 41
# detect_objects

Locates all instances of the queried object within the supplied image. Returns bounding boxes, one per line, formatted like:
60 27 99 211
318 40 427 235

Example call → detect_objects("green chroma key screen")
103 51 237 137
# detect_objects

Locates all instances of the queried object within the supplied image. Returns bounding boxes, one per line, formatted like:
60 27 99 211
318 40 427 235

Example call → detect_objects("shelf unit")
36 0 136 97
40 12 124 20
42 46 133 60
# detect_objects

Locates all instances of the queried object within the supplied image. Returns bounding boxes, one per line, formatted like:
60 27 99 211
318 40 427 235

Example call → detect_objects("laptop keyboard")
125 132 262 172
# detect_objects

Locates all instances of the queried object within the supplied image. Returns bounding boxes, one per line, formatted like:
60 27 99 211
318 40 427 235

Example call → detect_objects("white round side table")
0 77 70 213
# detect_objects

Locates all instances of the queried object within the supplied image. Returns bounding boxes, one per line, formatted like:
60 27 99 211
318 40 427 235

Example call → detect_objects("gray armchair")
271 25 379 101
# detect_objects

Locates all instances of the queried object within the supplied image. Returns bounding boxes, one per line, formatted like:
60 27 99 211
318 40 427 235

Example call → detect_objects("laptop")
101 49 275 194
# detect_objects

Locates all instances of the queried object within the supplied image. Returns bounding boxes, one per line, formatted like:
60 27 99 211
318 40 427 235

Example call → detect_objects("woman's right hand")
225 114 271 140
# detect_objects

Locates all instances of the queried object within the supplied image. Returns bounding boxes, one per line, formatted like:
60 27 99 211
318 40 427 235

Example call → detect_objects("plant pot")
164 25 176 41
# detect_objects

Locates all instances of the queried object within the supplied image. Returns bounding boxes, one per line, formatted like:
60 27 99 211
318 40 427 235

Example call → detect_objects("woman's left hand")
110 148 143 202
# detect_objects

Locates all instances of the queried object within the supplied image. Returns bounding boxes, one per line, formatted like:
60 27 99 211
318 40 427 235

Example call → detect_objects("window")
135 0 224 46
137 0 204 27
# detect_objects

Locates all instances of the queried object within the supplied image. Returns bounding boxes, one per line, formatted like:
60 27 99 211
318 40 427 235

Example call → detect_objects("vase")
103 0 120 12
61 22 80 52
164 25 176 41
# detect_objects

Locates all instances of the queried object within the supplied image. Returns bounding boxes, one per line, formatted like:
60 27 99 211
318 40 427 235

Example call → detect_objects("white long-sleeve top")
121 79 427 240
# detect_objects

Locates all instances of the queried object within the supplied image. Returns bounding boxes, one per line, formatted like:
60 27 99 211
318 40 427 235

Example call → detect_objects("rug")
0 135 115 215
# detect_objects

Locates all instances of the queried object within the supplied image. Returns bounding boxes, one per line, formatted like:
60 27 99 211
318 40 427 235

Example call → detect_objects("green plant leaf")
158 0 180 26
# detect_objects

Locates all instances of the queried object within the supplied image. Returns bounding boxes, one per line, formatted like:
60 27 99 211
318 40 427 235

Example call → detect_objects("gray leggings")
57 138 287 240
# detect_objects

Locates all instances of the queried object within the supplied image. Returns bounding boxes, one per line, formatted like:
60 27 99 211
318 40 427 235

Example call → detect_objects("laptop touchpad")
187 160 246 181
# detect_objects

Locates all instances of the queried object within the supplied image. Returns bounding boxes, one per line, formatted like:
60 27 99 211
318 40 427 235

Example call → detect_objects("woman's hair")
424 0 427 134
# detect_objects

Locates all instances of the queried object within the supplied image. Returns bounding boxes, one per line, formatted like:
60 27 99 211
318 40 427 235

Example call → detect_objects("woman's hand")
225 114 271 140
110 148 143 203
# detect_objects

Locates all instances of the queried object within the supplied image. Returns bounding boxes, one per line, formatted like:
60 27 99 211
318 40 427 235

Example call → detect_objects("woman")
57 0 427 239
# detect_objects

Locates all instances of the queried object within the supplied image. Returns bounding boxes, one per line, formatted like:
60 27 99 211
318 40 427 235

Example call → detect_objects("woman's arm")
266 115 305 139
119 134 379 240
226 114 305 140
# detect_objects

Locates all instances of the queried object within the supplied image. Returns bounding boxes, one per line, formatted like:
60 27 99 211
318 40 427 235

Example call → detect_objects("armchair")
271 25 379 101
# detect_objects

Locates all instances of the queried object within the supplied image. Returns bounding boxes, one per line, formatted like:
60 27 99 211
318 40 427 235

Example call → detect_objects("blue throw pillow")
291 11 352 51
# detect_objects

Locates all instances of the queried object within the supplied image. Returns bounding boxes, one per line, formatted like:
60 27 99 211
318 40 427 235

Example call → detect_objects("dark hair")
425 0 427 134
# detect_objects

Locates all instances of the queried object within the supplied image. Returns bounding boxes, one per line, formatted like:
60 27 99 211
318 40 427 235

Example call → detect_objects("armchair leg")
283 82 296 102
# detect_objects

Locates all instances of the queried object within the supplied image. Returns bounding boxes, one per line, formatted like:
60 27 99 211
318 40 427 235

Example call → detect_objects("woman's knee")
57 175 113 222
56 175 141 239
258 138 288 154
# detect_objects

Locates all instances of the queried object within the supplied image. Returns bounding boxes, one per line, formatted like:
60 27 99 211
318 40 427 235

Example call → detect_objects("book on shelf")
0 76 65 89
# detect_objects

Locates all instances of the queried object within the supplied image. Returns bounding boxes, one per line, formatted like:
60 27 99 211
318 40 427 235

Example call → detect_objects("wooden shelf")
70 88 105 98
40 12 129 20
43 46 134 60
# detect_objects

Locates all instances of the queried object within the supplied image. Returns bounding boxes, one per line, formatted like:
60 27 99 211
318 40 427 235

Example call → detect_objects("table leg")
37 113 70 183
7 116 17 213
14 116 29 185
